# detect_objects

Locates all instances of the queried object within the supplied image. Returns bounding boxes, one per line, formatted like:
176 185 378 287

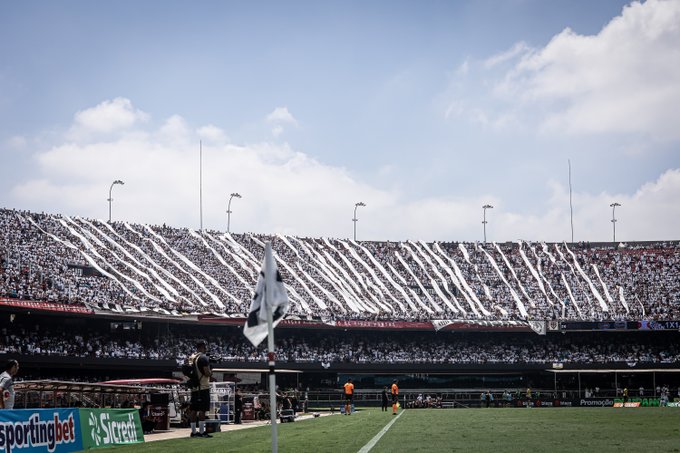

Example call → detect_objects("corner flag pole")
265 242 279 453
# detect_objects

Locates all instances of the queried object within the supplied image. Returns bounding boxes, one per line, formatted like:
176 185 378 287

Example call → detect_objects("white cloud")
265 106 299 137
484 42 530 69
495 0 680 141
7 98 680 242
271 125 284 138
197 124 228 144
157 115 190 145
266 106 298 125
68 97 149 139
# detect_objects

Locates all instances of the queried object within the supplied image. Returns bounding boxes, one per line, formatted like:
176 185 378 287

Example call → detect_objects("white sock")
190 422 196 434
199 421 205 434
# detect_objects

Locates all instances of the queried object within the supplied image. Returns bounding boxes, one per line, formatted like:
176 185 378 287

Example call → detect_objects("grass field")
108 408 680 453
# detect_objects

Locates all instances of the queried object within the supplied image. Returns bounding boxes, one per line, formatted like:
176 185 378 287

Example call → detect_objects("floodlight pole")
227 193 242 233
610 202 621 243
482 204 493 243
107 180 124 223
352 202 366 241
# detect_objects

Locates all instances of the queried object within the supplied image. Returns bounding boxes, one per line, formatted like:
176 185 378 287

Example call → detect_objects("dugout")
13 380 182 430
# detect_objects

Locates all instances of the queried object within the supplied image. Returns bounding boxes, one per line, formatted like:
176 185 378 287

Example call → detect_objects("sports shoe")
190 432 200 438
200 432 213 438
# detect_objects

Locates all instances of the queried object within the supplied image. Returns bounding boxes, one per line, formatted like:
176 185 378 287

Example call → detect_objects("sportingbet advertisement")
0 408 143 452
0 409 81 453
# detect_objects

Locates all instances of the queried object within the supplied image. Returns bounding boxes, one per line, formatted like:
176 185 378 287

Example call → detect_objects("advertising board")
0 408 143 452
0 409 82 453
79 409 143 450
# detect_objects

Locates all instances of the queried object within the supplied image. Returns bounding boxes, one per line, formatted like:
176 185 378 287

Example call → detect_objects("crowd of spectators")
1 208 679 322
2 322 679 366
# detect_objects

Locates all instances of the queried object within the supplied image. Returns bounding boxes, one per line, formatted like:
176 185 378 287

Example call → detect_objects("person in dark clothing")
381 387 389 411
234 390 243 424
187 341 213 438
139 402 156 434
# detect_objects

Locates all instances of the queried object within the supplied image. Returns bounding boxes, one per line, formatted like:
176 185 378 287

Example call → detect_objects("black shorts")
345 393 353 402
392 394 398 403
190 389 210 412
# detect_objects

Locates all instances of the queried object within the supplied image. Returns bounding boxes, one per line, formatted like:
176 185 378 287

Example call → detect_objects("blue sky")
1 0 679 242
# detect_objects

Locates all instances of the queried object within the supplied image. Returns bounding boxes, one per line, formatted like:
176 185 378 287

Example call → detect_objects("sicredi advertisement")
79 409 143 450
0 408 144 452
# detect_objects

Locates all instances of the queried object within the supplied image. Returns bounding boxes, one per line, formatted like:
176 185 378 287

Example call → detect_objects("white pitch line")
357 411 404 453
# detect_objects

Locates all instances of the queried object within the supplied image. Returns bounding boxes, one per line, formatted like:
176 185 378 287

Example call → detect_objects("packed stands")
2 320 680 366
1 208 679 321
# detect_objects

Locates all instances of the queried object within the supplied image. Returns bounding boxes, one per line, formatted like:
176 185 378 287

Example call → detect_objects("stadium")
2 207 680 451
3 0 680 451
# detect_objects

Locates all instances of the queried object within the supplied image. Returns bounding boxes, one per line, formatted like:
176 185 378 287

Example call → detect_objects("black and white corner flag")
243 242 290 347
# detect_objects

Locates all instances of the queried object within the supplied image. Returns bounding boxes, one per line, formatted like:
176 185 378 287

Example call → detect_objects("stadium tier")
1 208 679 322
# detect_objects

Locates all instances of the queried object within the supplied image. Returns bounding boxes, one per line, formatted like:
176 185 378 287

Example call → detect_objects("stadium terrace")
1 208 679 323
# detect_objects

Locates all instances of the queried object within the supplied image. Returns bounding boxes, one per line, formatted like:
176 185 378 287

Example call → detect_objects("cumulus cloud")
266 106 298 125
266 106 299 137
494 0 680 141
7 98 680 242
68 97 149 139
197 124 228 144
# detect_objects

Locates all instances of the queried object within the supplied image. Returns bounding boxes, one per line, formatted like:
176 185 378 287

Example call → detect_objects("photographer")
187 341 213 438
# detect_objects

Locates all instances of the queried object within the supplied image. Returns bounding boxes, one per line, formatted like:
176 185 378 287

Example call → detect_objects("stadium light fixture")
353 202 366 241
107 180 125 223
610 202 621 243
227 192 242 233
482 204 493 243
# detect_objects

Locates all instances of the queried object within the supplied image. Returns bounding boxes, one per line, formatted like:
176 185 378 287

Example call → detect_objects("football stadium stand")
1 208 679 322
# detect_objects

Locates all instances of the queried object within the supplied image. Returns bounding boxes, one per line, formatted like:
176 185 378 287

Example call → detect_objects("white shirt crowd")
1 208 679 322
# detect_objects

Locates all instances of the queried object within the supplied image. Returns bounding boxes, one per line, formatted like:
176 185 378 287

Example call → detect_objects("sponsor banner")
0 298 93 315
573 398 615 407
331 320 434 330
613 402 641 407
0 408 82 453
198 316 531 331
666 402 680 408
559 321 634 331
79 409 143 450
533 399 572 407
637 320 680 331
614 398 661 407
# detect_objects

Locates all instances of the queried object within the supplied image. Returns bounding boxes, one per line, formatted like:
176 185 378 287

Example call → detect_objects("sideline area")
143 412 334 443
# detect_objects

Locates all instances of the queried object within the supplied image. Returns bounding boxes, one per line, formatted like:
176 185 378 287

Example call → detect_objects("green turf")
105 408 680 453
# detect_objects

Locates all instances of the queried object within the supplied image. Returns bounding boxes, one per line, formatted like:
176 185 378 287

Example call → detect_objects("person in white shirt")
0 360 19 410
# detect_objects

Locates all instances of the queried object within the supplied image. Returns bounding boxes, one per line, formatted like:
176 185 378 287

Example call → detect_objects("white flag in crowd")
243 242 290 347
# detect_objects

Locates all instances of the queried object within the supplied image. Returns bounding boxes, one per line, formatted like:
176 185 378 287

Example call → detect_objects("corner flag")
243 241 290 347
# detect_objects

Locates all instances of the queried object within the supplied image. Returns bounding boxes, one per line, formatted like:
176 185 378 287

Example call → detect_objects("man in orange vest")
343 378 354 415
391 379 399 415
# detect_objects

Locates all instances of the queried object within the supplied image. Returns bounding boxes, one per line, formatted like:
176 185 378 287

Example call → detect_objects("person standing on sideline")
343 378 354 415
391 380 399 415
187 341 213 438
234 390 243 424
0 360 19 409
381 386 389 412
